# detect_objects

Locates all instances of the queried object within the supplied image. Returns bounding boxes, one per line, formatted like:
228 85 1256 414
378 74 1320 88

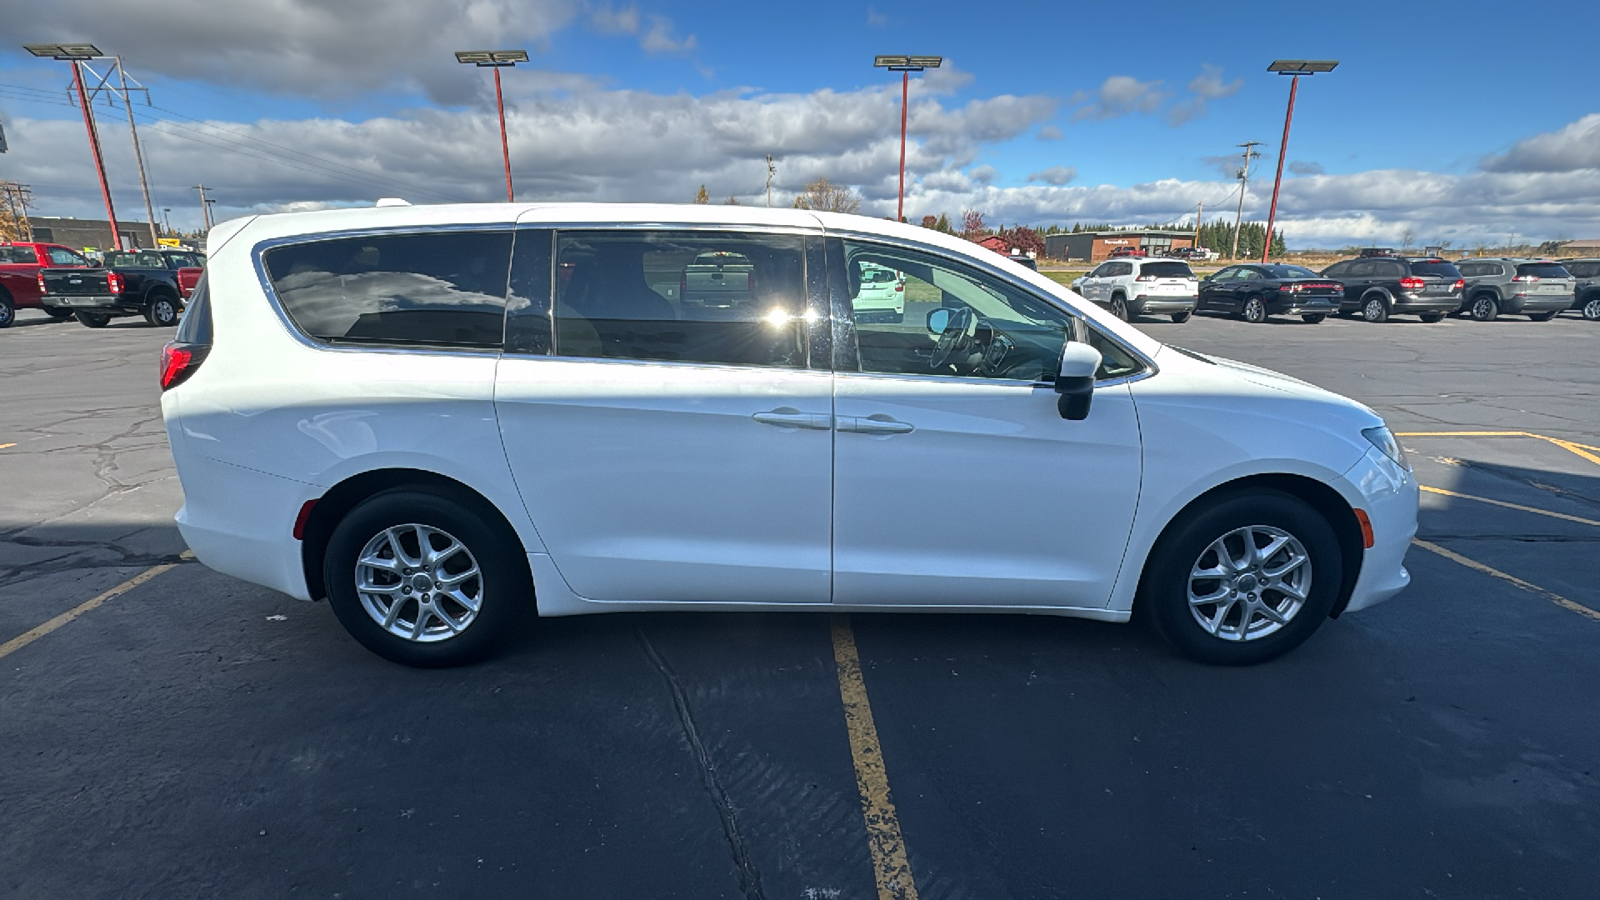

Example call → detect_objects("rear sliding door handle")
838 415 914 435
753 408 833 430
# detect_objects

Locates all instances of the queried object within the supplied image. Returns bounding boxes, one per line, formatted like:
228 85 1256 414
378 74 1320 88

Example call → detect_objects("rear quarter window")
262 230 512 349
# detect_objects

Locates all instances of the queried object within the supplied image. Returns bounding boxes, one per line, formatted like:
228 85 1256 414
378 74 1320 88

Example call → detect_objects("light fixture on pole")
1261 59 1338 263
23 42 121 250
874 55 942 224
455 50 528 202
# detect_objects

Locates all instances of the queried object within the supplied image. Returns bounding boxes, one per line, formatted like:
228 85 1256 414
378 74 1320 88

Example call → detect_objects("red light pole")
456 50 529 202
24 43 121 250
874 55 942 223
1262 59 1338 263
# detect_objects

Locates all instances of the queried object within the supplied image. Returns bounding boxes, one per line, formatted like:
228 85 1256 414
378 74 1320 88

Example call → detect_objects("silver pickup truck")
680 251 755 309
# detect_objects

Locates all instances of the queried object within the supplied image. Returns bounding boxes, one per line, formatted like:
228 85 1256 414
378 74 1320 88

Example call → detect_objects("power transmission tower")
80 57 160 248
192 184 214 231
1231 141 1263 259
765 155 776 208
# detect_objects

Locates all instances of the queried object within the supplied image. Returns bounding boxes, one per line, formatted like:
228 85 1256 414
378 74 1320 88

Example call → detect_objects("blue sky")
1 0 1596 247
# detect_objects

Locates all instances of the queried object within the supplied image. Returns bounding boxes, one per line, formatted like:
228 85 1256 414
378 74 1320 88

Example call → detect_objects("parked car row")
1069 251 1600 325
0 242 203 328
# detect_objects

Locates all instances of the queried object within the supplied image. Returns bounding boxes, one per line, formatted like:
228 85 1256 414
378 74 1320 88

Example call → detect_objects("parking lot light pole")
1262 59 1338 263
874 55 942 224
24 43 121 250
455 50 529 202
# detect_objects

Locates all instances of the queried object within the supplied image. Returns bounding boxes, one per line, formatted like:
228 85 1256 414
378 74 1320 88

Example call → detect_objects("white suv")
1072 258 1199 322
161 203 1416 667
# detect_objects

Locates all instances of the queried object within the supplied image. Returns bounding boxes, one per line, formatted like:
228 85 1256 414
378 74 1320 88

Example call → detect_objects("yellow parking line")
1412 539 1600 622
831 616 919 900
0 443 16 450
1545 438 1600 468
1419 485 1600 528
1397 430 1600 470
0 555 191 660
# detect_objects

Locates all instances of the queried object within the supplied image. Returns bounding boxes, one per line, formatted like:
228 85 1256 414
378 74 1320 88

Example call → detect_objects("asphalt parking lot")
3 306 1598 899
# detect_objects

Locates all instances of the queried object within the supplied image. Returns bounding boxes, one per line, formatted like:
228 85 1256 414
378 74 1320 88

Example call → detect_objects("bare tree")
723 196 740 205
790 178 862 214
693 185 710 204
1400 227 1416 250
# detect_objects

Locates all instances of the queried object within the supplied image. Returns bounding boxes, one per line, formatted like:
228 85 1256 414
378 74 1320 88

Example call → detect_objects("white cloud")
1070 76 1166 121
639 15 697 54
1037 125 1063 141
1482 113 1600 173
1027 166 1077 186
1167 64 1244 126
969 165 998 185
866 6 889 25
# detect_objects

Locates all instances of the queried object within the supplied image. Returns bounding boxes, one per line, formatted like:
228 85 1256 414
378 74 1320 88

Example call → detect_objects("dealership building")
1044 230 1196 263
25 216 158 252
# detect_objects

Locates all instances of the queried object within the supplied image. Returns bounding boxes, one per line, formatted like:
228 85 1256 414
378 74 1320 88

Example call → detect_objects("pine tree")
694 185 709 204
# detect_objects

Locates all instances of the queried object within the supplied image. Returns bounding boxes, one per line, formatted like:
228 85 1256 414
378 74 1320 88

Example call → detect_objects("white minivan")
160 203 1416 667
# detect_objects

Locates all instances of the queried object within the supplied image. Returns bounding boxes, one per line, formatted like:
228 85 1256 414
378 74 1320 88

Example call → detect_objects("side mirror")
1054 342 1102 421
926 307 951 335
1200 274 1213 283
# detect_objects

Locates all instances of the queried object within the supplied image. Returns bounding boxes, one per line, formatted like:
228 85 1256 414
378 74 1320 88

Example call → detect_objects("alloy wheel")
1584 297 1600 321
1471 296 1498 322
1243 297 1266 323
1187 524 1311 642
1363 297 1387 322
354 523 484 642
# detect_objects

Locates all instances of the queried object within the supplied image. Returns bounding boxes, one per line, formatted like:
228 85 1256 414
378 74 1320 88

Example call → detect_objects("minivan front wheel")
325 488 527 667
1142 491 1341 665
1361 295 1389 323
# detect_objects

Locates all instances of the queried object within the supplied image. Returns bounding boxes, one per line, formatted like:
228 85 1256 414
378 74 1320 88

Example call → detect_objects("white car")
1074 258 1200 322
850 260 905 322
160 203 1416 668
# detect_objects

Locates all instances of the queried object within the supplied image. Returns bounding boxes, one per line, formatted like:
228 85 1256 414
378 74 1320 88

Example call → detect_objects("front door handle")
753 408 833 430
838 414 914 435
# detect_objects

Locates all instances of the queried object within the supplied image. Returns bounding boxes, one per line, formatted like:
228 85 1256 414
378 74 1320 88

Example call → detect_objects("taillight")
37 271 47 294
108 271 125 293
159 341 209 390
1398 276 1426 290
894 282 903 292
1453 279 1464 290
1510 275 1538 283
1135 274 1158 282
680 272 687 295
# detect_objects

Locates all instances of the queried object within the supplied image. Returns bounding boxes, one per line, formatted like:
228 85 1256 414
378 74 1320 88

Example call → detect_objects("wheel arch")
1134 472 1364 620
300 467 531 602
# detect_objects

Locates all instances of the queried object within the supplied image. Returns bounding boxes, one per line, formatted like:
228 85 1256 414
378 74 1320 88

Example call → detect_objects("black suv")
1558 258 1600 320
1320 255 1462 323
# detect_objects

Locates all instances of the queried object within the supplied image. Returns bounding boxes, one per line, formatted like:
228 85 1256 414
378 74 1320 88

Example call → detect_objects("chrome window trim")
250 223 516 358
514 219 822 238
823 229 1158 386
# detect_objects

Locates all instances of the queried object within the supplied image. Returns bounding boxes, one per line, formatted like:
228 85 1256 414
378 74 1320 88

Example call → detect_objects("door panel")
832 375 1142 608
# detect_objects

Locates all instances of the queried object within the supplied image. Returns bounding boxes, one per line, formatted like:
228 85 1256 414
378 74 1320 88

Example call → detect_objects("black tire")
1110 295 1130 321
145 292 180 327
1242 296 1267 323
76 312 110 328
1170 311 1193 323
1361 294 1389 323
1527 311 1557 322
1301 314 1326 324
1469 294 1499 322
323 488 530 667
1140 490 1342 666
1419 312 1445 323
0 293 13 328
1584 295 1600 321
44 306 76 321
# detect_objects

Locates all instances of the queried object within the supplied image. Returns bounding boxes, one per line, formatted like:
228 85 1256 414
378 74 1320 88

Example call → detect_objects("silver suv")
1454 258 1575 322
1071 258 1198 323
1557 258 1600 320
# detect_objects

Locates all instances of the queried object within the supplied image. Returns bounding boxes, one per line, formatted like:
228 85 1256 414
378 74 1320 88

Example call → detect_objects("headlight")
1362 425 1410 471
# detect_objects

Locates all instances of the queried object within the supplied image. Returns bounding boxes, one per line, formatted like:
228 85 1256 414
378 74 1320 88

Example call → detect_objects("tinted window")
1264 265 1316 278
1569 262 1599 278
174 275 212 345
1517 263 1570 278
103 250 168 268
504 229 554 355
552 230 806 368
1321 261 1347 277
263 230 512 348
1141 261 1193 278
1410 261 1462 278
841 239 1141 382
1238 268 1263 281
0 245 34 264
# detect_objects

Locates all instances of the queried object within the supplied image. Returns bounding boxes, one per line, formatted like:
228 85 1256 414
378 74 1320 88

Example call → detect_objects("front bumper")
1339 446 1418 614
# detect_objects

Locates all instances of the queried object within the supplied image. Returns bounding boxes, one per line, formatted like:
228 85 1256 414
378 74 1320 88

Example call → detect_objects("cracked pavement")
3 306 1599 899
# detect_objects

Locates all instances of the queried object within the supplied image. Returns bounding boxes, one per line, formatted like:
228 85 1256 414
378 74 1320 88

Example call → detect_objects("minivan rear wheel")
1141 490 1341 665
324 488 527 667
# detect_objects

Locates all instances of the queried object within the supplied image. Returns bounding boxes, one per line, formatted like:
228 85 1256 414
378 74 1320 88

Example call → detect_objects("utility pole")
192 184 213 231
1193 199 1203 251
25 45 122 250
1231 140 1263 259
1 181 36 241
77 57 160 249
765 154 775 208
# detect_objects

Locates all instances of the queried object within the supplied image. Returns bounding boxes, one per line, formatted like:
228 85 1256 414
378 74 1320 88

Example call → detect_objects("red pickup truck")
0 241 96 327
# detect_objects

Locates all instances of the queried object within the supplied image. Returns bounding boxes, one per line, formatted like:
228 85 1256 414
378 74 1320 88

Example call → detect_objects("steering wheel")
930 307 979 370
